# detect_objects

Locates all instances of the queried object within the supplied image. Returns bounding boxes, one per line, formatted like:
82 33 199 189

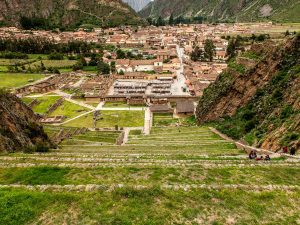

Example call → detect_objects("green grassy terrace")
0 126 299 224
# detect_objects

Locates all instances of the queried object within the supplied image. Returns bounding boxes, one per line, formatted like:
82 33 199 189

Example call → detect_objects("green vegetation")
228 59 246 74
64 110 144 128
49 100 89 119
241 51 262 60
1 0 142 30
198 37 300 149
62 131 121 145
28 60 77 69
142 0 300 23
32 96 61 115
0 123 299 223
153 113 196 126
0 73 45 88
0 188 299 225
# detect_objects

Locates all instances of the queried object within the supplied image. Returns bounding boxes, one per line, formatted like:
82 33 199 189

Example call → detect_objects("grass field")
31 96 61 115
0 124 299 224
29 60 77 69
0 73 45 88
64 110 145 128
0 59 33 66
1 188 299 225
49 100 90 120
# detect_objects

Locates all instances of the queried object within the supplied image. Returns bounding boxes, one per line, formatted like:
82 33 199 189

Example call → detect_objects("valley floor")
0 126 300 224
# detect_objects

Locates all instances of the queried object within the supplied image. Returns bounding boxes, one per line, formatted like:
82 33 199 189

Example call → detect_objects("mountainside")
0 0 142 29
141 0 300 23
0 90 52 152
122 0 152 12
196 36 300 151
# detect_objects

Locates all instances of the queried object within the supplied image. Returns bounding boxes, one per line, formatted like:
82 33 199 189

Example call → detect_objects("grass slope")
0 73 45 88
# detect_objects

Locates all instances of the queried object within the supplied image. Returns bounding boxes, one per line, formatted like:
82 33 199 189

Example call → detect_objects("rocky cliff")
0 0 142 29
141 0 300 23
196 36 300 151
0 90 52 152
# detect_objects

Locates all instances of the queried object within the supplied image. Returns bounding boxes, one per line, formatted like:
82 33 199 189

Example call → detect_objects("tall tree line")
0 37 100 54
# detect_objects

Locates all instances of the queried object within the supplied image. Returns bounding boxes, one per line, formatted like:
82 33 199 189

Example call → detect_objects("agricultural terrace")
28 60 77 69
0 126 299 224
63 110 145 128
0 73 45 88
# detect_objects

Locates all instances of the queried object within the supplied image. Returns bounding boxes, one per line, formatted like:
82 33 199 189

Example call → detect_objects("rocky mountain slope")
0 90 52 152
122 0 152 12
0 0 142 29
196 35 300 151
141 0 300 23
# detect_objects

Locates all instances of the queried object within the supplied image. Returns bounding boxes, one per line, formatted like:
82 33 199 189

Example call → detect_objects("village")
1 13 300 224
1 22 299 133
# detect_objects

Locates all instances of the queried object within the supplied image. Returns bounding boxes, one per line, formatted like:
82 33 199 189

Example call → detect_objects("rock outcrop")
196 36 300 150
0 91 52 152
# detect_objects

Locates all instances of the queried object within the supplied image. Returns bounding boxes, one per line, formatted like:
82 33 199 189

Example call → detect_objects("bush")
241 109 255 120
0 52 28 59
245 120 257 132
35 143 50 153
48 52 64 60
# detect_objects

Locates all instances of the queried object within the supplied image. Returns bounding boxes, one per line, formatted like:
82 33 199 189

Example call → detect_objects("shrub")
0 52 28 59
48 52 64 60
35 143 50 153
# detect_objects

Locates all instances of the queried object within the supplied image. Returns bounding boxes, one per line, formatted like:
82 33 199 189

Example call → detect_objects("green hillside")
140 0 300 23
0 0 143 29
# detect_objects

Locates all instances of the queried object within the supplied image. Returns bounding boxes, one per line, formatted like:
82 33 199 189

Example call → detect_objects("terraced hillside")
0 126 299 224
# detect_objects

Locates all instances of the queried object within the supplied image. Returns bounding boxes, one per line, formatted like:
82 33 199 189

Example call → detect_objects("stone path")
209 127 300 159
143 107 152 135
55 110 94 125
64 98 95 110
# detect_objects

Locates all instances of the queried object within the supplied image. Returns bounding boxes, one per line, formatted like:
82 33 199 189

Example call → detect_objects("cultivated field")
0 73 45 88
64 110 145 128
28 60 77 69
0 126 299 224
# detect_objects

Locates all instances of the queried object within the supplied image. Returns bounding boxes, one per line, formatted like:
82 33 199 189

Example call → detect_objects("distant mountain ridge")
122 0 152 11
0 0 143 29
140 0 300 23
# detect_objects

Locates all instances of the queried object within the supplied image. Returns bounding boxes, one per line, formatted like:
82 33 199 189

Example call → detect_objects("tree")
191 46 204 62
204 39 216 62
116 49 126 59
110 61 116 73
146 17 153 25
169 13 174 26
88 55 98 66
126 51 133 59
80 56 87 66
226 39 237 59
48 52 64 60
40 61 46 71
98 61 110 74
156 16 165 27
285 30 290 36
72 62 83 71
